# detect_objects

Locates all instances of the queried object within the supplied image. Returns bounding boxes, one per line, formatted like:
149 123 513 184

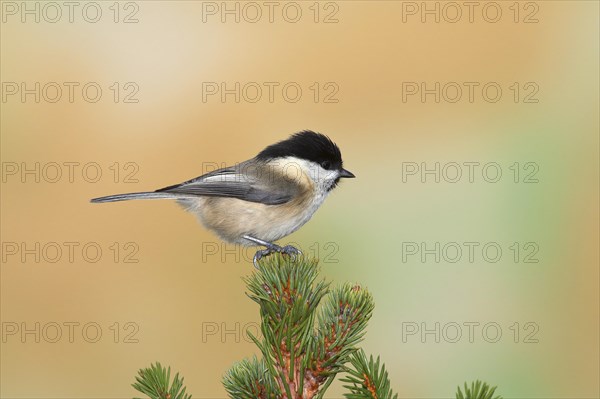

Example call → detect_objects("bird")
91 130 355 266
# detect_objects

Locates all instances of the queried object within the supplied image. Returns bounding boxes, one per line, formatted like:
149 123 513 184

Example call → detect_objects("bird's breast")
182 182 328 245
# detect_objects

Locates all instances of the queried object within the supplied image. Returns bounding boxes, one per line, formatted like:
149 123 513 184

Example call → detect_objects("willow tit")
91 131 354 266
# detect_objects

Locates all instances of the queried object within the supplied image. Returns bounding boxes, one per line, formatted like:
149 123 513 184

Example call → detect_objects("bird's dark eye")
320 160 331 170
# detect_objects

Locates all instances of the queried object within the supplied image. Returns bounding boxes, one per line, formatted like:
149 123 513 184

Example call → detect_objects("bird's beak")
339 168 355 178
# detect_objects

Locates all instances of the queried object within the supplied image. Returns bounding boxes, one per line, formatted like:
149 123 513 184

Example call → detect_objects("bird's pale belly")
178 193 328 245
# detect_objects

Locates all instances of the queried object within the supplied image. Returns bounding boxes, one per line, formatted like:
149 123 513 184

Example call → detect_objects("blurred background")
1 1 598 397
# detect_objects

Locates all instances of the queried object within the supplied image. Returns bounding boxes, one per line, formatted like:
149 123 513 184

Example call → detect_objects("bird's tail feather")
90 192 183 203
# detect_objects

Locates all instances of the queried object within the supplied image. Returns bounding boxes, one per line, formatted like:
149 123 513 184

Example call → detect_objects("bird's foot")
252 244 302 268
280 245 302 260
253 248 273 269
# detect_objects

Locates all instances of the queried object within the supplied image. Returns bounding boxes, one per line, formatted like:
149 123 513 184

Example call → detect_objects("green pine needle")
312 283 375 374
132 362 191 399
239 255 377 396
244 253 330 394
456 380 502 399
222 356 278 399
341 349 398 399
128 256 504 399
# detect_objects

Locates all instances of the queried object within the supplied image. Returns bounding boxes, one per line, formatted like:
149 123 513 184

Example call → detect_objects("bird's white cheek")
320 170 341 190
311 166 336 184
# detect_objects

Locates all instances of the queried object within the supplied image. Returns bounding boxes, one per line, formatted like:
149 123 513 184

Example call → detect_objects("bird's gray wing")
154 165 295 205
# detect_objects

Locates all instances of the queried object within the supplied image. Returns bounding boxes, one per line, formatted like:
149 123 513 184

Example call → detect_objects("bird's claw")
253 248 271 269
252 244 301 268
281 245 302 260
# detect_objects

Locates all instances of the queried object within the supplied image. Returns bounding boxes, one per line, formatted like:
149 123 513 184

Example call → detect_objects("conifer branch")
132 362 191 399
129 255 503 399
306 283 374 395
456 380 502 399
243 254 330 397
238 254 375 398
222 356 278 398
341 349 398 399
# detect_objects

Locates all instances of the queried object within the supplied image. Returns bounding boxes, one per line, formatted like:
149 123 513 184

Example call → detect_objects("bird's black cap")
256 130 344 171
